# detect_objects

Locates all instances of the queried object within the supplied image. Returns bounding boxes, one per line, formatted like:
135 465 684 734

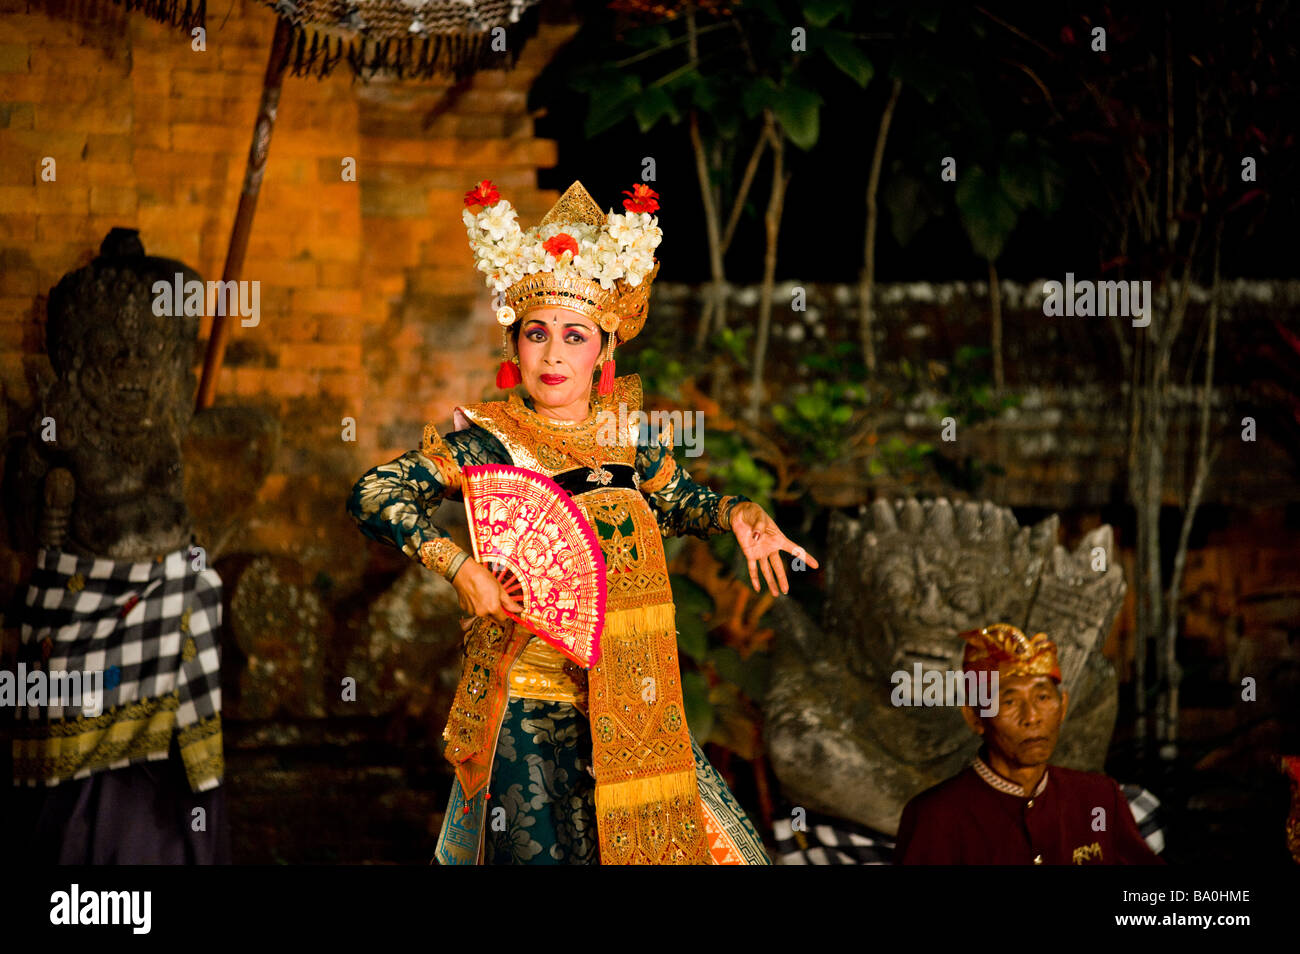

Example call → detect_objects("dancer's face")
515 307 603 416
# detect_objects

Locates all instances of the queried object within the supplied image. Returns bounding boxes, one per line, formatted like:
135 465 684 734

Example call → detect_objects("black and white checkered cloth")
13 546 224 790
1118 782 1165 855
773 785 1165 864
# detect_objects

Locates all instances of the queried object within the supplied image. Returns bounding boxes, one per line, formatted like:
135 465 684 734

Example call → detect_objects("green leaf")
888 50 944 104
819 29 874 87
802 0 854 28
634 86 680 132
955 165 1018 262
884 172 940 248
686 73 719 112
709 646 771 702
746 0 789 26
741 77 778 119
709 646 745 685
683 671 715 742
570 64 620 94
999 133 1065 215
997 133 1040 211
1038 154 1065 215
676 617 709 663
772 82 823 150
622 23 673 49
583 74 643 138
915 3 942 32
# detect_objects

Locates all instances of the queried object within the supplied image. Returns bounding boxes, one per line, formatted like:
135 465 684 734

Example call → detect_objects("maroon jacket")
895 762 1164 865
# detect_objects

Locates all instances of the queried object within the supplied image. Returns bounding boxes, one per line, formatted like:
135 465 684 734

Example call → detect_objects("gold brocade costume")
345 178 768 864
442 374 712 864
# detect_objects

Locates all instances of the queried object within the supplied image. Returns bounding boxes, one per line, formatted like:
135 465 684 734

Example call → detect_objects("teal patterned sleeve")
346 423 509 565
636 434 749 539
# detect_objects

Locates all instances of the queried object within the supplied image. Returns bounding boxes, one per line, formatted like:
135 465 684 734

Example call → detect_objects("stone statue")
4 228 238 863
764 498 1126 836
14 227 199 558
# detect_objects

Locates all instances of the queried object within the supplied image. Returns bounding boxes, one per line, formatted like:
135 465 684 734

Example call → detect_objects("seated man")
895 624 1162 865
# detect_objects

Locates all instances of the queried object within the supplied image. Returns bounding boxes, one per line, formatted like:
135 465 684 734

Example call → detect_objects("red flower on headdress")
543 233 579 259
622 184 660 214
464 180 501 208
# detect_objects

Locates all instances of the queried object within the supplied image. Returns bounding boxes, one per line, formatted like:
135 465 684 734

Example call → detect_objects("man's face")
971 673 1068 769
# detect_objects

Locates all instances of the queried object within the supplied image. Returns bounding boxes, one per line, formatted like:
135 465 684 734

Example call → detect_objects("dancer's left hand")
728 501 819 597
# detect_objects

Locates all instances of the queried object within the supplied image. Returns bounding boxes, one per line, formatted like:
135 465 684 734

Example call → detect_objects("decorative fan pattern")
460 464 606 667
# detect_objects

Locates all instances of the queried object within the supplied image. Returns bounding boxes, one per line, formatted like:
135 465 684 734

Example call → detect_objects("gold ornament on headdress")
960 623 1062 682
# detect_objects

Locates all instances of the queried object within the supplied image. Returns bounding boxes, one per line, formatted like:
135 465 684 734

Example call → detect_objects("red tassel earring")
496 357 521 389
496 326 521 389
597 334 616 396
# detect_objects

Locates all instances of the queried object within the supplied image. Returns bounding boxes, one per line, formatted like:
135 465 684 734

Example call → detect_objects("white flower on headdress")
487 231 523 269
632 221 662 253
591 253 625 289
623 248 655 286
606 212 640 248
478 200 519 242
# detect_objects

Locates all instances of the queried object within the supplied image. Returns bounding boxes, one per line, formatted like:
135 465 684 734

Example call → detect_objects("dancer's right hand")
450 558 523 630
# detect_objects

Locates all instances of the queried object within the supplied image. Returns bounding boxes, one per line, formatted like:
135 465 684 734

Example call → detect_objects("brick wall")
0 0 576 589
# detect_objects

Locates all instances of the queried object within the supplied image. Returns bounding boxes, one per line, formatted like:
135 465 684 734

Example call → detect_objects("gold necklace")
507 388 629 473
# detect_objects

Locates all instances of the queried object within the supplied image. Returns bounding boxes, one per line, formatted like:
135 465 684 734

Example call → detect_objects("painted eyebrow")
523 321 596 333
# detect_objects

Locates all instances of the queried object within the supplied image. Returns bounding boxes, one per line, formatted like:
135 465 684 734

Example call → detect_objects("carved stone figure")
764 498 1126 835
15 227 199 558
3 229 238 863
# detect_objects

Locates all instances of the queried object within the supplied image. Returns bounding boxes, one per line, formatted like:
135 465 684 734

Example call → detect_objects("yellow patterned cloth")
507 638 589 710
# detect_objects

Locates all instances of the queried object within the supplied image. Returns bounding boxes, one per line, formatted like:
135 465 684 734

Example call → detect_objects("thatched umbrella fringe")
286 22 525 81
103 0 206 34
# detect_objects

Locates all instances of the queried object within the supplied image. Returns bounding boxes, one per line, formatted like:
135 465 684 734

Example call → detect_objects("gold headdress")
463 179 662 394
960 623 1062 682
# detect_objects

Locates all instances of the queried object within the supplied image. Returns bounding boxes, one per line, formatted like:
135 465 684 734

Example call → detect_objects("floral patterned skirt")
484 698 599 864
436 696 772 865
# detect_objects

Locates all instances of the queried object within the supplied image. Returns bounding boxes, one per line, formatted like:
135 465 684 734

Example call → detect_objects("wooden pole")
195 16 295 411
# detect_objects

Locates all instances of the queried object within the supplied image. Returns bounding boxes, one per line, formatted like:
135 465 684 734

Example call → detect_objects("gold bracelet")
419 537 465 579
720 496 746 532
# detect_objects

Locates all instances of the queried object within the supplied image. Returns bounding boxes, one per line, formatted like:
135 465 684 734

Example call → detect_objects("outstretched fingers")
769 550 790 594
788 542 819 570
